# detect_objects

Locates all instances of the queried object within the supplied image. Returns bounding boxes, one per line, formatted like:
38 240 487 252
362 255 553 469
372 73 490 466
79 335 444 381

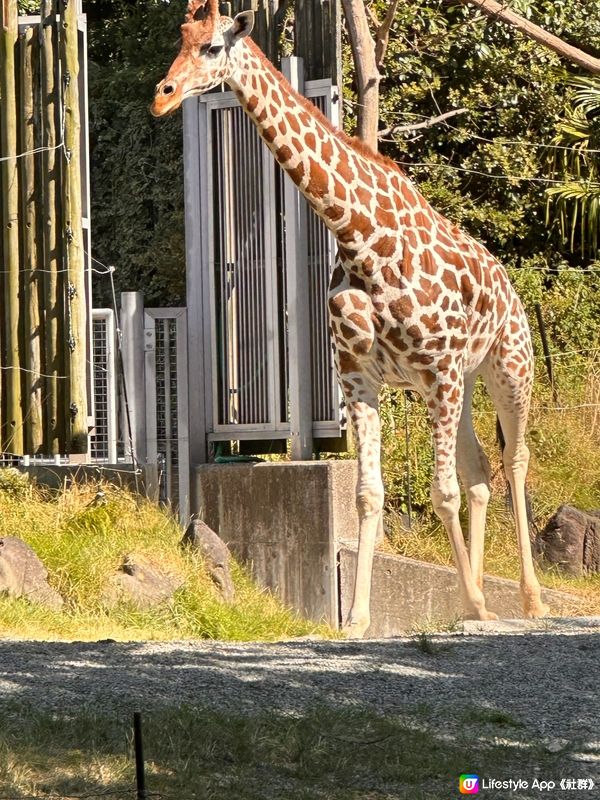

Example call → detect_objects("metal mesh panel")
90 316 110 461
90 310 117 463
211 105 272 426
154 319 179 509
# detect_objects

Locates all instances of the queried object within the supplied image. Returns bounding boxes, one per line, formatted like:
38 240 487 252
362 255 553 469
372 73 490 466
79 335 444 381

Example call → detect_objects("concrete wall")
16 464 153 495
339 547 572 637
193 459 576 636
193 461 358 625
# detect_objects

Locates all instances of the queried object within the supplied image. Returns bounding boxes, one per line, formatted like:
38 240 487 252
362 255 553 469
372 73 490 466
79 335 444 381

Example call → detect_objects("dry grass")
383 364 600 616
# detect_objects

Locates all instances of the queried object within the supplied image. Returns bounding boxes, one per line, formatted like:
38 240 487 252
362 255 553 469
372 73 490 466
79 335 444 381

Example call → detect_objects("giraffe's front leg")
341 385 383 639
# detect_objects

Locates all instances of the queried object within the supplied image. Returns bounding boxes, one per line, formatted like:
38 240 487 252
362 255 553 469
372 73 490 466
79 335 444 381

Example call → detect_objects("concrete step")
339 546 580 638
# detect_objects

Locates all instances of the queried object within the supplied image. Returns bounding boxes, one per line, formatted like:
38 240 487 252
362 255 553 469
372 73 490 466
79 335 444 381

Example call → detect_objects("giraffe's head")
151 0 254 117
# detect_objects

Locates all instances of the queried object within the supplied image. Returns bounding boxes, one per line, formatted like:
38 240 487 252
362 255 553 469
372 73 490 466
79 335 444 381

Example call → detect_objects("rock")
546 738 570 754
0 537 63 609
181 518 235 602
536 505 600 575
102 555 184 609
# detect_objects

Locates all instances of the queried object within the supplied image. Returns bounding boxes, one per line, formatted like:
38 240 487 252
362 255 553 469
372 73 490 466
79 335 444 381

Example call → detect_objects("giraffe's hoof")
524 602 550 619
465 609 499 622
342 617 370 639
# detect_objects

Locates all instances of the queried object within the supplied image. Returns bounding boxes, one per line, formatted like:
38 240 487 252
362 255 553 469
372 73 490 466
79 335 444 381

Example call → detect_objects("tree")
449 0 600 74
546 76 600 258
340 0 398 150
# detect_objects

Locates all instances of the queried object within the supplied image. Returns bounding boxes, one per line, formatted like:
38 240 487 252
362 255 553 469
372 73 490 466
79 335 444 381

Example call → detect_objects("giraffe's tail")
495 417 537 537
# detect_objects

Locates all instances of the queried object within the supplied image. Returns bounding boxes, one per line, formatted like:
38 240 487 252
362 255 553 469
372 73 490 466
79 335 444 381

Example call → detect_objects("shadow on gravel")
0 634 598 799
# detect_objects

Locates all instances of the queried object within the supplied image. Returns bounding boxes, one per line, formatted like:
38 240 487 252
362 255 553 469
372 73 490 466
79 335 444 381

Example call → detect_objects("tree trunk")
39 0 65 454
451 0 600 74
19 25 45 454
60 0 88 455
340 0 380 151
0 0 24 453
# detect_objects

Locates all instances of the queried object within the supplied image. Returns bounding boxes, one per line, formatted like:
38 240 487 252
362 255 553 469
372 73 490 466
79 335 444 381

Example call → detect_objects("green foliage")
0 482 328 641
86 0 600 305
545 76 600 257
379 387 434 515
0 469 31 500
87 1 187 307
344 0 600 271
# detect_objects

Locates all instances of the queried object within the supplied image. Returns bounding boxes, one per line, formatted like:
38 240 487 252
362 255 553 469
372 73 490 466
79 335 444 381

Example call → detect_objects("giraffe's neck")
227 41 414 274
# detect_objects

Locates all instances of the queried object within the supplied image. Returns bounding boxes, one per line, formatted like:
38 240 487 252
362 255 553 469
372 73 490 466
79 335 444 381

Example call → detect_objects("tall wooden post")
0 0 24 453
19 25 45 453
60 0 87 455
39 0 64 454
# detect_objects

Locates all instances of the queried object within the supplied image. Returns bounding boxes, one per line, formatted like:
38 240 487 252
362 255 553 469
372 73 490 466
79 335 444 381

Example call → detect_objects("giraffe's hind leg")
481 325 549 619
424 364 497 621
456 376 491 591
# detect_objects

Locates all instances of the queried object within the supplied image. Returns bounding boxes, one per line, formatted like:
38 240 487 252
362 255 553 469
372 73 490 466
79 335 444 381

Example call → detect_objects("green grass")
0 476 331 642
379 360 600 617
0 701 561 800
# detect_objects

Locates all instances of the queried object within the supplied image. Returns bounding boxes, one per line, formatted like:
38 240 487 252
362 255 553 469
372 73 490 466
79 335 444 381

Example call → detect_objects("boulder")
536 505 600 575
0 537 63 609
181 518 235 602
102 555 184 609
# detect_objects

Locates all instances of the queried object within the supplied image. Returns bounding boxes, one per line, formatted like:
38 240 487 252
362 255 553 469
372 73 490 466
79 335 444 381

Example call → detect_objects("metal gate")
184 57 345 464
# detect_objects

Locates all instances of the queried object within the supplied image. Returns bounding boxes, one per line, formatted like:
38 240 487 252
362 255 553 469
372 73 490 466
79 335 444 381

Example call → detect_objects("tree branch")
375 0 400 69
379 107 468 138
448 0 600 74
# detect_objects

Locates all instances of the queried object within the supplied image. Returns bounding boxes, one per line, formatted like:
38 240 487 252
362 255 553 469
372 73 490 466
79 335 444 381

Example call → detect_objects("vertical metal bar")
105 310 118 463
235 106 248 425
248 111 260 422
183 95 210 468
143 310 158 479
120 292 147 463
204 99 221 438
162 319 172 501
175 309 190 522
282 57 313 458
133 712 147 800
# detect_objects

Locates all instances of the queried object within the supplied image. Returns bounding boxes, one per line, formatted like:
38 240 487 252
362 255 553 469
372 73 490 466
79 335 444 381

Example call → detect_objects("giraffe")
151 0 549 637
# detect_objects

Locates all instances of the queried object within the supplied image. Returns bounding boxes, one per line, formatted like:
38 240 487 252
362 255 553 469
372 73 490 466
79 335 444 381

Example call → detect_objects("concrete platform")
340 546 577 637
192 459 581 637
460 616 600 635
194 460 358 625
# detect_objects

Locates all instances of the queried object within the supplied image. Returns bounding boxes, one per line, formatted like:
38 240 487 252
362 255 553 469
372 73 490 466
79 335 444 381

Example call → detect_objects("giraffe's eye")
200 43 223 57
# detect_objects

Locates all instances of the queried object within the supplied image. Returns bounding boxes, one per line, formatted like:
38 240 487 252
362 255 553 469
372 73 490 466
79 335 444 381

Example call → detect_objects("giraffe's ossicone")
152 0 549 638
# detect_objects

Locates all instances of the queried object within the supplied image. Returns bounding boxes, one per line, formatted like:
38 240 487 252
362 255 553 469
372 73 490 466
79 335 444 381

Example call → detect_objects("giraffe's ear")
227 10 254 43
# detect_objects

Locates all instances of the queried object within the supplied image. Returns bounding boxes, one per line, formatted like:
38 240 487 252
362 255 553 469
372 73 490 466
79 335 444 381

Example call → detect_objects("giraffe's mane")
246 39 405 177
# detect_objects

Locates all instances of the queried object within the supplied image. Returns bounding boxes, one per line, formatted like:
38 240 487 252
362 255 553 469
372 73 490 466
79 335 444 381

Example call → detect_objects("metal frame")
183 62 345 465
90 309 118 463
144 307 190 523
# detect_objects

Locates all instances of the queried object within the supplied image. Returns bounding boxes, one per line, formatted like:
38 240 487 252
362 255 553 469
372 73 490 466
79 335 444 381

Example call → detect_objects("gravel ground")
0 618 598 798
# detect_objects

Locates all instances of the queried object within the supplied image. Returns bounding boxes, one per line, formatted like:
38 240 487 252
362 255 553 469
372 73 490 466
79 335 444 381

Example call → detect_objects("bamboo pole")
0 74 4 451
39 0 64 454
19 25 45 453
59 0 88 455
0 0 24 453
